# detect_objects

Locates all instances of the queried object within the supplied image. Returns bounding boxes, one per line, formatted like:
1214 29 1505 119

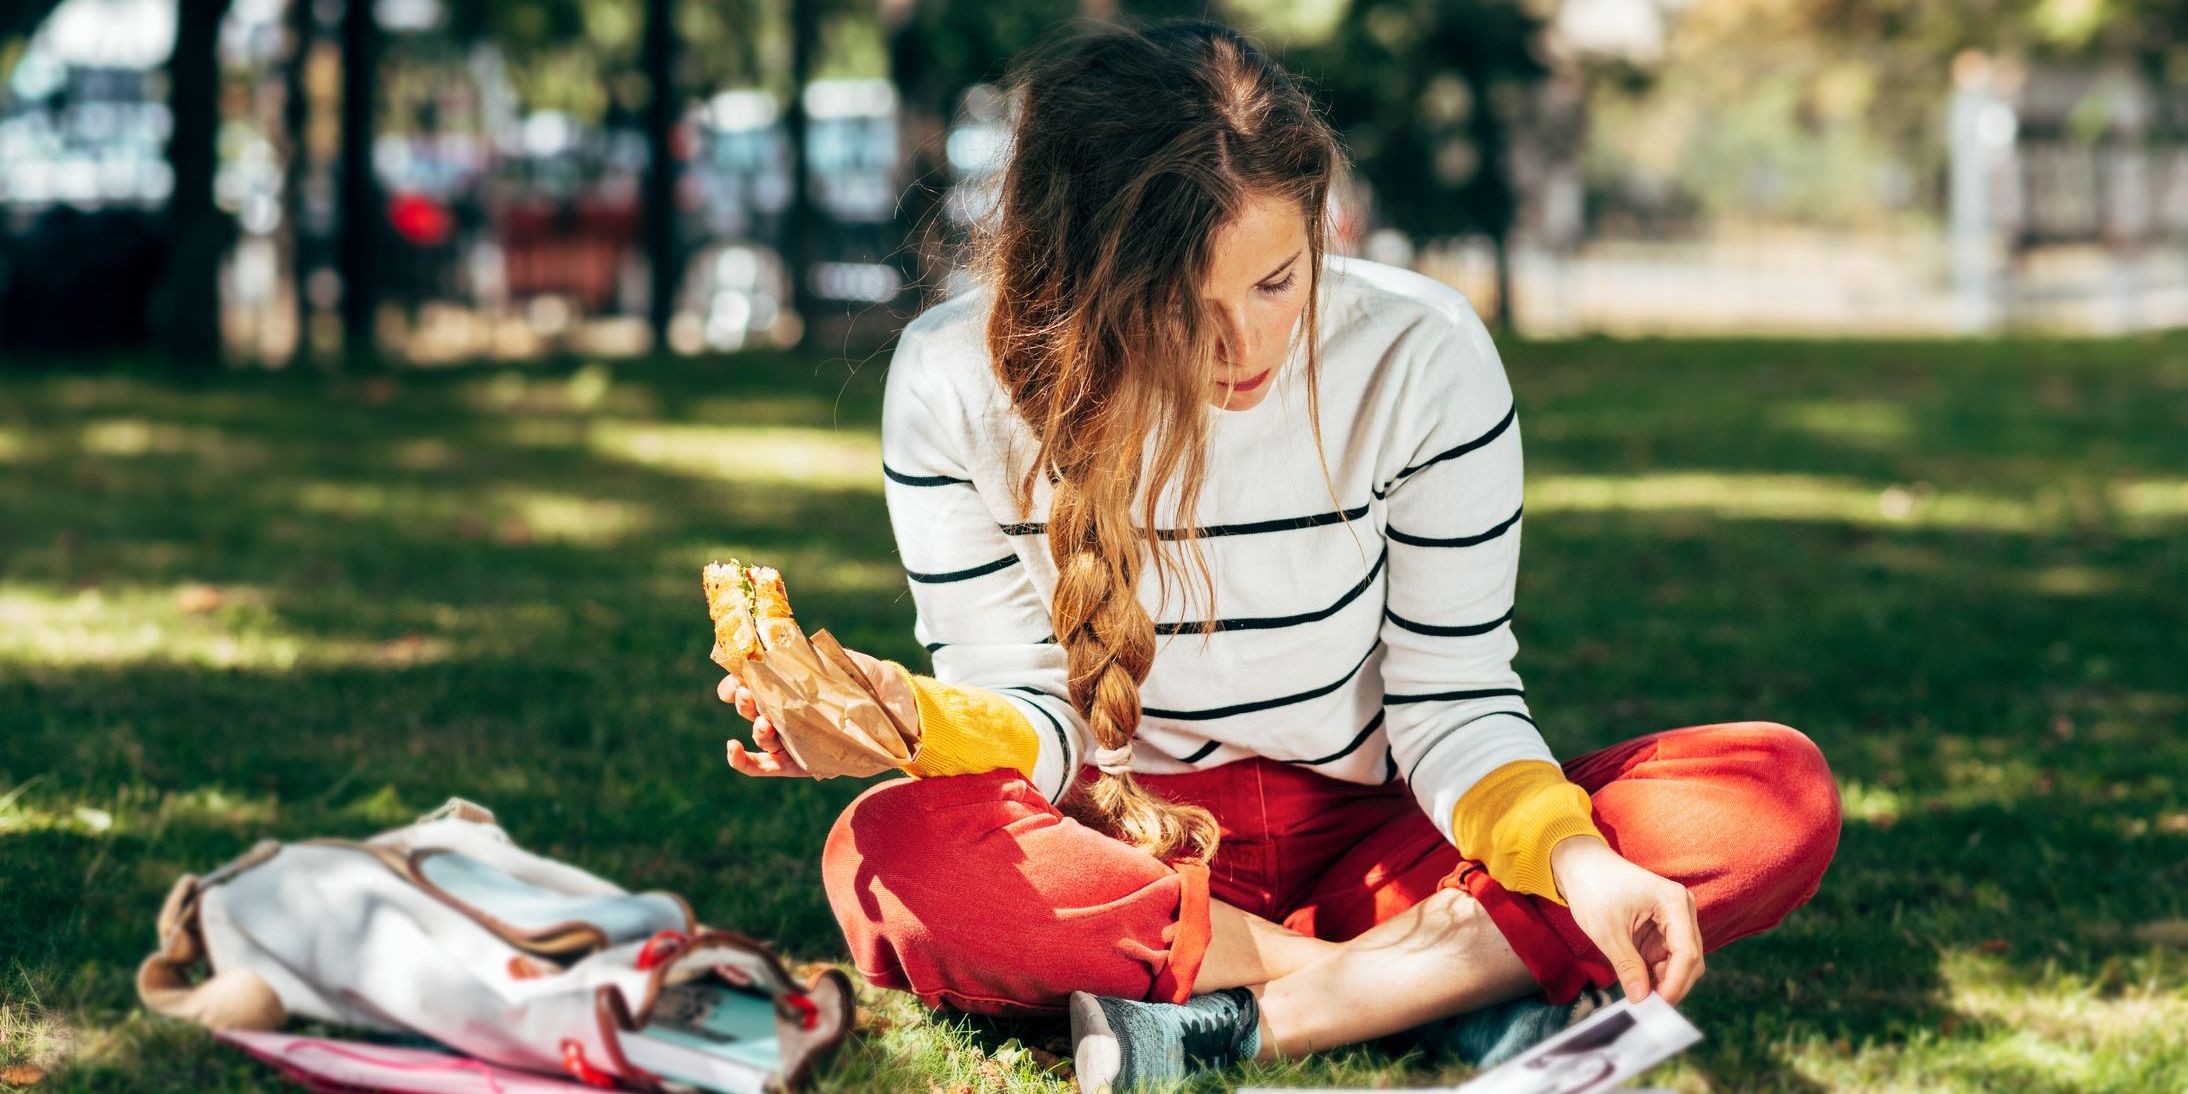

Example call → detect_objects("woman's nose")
1215 311 1253 364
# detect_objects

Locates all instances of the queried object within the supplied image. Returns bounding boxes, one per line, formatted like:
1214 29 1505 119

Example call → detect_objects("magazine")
1238 993 1701 1094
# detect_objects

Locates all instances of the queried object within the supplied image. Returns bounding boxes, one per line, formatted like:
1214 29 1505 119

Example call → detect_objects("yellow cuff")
1451 759 1604 905
889 663 1041 781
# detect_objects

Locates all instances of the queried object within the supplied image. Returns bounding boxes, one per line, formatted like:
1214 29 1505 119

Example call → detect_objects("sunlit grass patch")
290 481 654 546
0 583 456 671
589 420 883 490
77 419 269 468
1527 471 2070 531
2111 477 2188 520
458 363 663 418
1767 398 1918 447
1771 949 2188 1092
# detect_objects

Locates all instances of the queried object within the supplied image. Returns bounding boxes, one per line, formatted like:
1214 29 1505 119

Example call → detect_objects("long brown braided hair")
965 16 1345 862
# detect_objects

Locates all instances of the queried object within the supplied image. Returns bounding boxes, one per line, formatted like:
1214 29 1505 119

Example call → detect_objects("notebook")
614 981 784 1094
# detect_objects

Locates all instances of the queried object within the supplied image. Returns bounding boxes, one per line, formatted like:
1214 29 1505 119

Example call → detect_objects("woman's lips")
1218 368 1271 393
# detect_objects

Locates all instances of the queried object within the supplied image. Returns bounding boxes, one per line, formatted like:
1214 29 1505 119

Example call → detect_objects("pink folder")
216 1029 591 1093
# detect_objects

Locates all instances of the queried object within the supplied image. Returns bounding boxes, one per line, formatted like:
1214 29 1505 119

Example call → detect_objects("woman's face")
1198 192 1310 412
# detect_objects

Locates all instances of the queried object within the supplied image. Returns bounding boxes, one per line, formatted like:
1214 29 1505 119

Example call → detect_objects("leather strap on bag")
134 844 287 1032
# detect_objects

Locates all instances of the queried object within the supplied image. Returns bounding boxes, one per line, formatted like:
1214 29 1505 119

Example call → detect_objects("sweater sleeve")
1378 302 1603 905
879 325 1096 804
883 661 1040 780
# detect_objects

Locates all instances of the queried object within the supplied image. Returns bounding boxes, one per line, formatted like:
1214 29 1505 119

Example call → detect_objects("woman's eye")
1258 272 1298 296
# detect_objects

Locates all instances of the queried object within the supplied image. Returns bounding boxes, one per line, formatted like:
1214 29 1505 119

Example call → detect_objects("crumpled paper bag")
716 625 921 780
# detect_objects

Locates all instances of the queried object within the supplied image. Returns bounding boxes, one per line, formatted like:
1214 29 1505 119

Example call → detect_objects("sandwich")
700 557 921 779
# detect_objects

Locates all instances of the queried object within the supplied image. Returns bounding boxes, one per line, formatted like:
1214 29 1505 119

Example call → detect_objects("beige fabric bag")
137 798 854 1092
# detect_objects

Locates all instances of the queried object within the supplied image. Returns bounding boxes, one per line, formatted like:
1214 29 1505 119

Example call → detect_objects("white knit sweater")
879 253 1555 848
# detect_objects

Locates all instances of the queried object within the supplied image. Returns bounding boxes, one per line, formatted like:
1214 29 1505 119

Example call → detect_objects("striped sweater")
877 253 1602 903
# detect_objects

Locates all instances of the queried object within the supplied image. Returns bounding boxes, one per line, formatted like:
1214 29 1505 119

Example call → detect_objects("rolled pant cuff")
1150 857 1213 1004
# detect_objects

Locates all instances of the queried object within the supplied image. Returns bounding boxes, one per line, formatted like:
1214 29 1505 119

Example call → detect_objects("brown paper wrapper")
735 627 920 779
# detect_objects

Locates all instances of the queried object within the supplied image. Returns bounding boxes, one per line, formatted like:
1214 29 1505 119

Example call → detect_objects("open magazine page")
1238 994 1701 1094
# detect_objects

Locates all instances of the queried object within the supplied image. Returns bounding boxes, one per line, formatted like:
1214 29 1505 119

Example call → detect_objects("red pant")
821 721 1840 1017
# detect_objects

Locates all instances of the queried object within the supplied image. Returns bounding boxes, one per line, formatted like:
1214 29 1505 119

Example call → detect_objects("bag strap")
135 850 287 1032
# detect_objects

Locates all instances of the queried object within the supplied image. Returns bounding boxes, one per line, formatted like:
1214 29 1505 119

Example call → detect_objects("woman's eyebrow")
1257 249 1303 285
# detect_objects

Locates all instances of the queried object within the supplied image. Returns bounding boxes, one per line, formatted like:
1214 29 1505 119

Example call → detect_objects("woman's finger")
1654 889 1707 1004
735 686 759 721
1596 918 1653 1003
726 738 793 777
718 675 739 704
755 719 784 752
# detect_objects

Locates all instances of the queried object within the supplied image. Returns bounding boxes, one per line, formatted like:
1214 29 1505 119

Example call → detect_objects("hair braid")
1047 453 1221 862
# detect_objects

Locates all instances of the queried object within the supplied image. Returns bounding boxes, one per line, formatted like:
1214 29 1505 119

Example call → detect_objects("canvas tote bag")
135 798 855 1092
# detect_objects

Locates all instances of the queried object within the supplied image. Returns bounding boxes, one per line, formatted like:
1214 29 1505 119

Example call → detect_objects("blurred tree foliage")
1288 0 1550 327
1581 0 2188 233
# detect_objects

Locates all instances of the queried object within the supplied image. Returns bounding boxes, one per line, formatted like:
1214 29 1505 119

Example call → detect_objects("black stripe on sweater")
1178 738 1222 763
1384 606 1513 638
1405 708 1540 785
884 463 973 487
1388 505 1523 548
904 554 1021 584
1373 404 1516 500
1156 547 1386 636
1143 642 1379 721
999 690 1077 801
1286 709 1386 766
1385 685 1525 704
1000 502 1370 541
925 633 1057 653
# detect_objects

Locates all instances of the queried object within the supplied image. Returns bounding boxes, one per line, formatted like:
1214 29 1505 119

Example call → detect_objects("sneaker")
1068 986 1263 1092
1406 983 1617 1070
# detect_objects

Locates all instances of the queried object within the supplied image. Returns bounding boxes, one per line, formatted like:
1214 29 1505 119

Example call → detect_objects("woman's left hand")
1548 836 1704 1005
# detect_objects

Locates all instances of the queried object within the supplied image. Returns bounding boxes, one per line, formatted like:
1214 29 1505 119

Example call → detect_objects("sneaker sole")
1068 990 1122 1094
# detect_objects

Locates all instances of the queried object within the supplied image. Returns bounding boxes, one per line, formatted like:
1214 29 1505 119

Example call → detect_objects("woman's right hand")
718 673 814 778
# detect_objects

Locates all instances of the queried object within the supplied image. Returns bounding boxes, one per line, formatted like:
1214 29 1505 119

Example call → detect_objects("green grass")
2 334 2185 1092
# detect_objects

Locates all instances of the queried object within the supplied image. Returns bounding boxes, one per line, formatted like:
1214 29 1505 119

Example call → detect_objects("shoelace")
1175 990 1251 1066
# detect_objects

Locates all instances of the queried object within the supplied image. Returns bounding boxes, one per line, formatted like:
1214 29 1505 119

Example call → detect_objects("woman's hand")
717 646 917 778
1548 835 1705 1005
719 671 813 778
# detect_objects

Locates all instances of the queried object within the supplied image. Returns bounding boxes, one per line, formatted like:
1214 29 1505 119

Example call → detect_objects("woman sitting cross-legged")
718 16 1843 1092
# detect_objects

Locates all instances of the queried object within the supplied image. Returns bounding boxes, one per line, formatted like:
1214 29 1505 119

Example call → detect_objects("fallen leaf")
1974 939 2011 954
376 635 430 665
1 1065 47 1087
176 584 223 614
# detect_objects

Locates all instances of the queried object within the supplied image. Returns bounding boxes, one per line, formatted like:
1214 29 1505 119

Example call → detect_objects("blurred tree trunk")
641 0 680 353
158 0 233 373
281 0 314 367
1464 67 1515 333
783 0 819 348
337 0 380 365
882 0 948 317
